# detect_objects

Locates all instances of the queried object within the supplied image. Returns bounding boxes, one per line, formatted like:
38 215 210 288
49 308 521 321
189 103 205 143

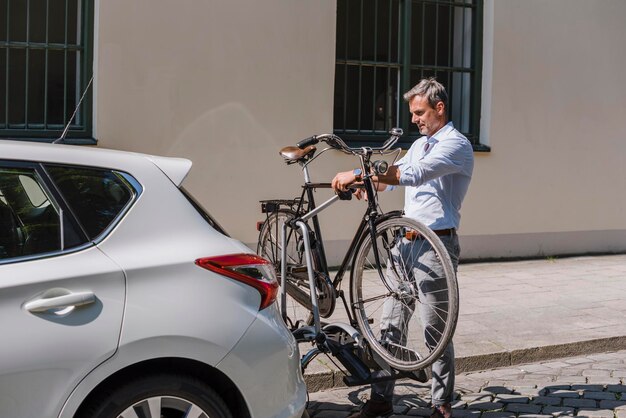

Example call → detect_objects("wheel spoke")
185 404 206 418
353 292 392 306
147 397 161 418
119 407 142 418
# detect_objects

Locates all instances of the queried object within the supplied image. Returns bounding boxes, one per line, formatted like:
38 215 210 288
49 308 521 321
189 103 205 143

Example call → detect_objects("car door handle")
24 289 96 313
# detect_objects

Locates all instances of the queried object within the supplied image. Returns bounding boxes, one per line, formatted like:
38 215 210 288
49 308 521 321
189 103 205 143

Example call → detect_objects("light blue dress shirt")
393 122 474 230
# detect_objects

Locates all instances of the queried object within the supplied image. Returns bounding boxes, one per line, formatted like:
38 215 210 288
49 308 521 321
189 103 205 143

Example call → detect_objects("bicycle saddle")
279 145 316 163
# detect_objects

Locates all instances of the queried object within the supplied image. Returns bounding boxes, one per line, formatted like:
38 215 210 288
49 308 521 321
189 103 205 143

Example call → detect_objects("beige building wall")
94 0 626 263
462 0 626 259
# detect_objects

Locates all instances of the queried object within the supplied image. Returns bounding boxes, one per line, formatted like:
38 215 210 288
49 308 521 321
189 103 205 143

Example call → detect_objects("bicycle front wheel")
350 216 459 371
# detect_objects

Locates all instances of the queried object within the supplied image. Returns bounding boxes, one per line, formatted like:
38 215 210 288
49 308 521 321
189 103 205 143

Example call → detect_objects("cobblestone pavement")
304 255 626 391
306 350 626 418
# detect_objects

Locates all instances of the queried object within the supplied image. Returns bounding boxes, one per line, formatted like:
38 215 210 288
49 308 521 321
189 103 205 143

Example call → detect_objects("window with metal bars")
334 0 484 149
0 0 93 143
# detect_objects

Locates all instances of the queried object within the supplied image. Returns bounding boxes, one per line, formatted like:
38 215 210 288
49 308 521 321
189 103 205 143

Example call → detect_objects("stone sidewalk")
303 254 626 391
307 349 626 417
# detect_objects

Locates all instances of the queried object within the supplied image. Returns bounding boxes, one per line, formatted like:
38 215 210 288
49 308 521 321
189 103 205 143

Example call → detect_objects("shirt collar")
427 121 454 142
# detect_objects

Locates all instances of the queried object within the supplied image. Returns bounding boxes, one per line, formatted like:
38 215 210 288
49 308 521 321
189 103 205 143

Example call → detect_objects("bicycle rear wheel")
257 210 334 329
350 216 458 371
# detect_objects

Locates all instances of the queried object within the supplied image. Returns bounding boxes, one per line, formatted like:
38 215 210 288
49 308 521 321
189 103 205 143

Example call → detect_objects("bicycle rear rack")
260 198 305 214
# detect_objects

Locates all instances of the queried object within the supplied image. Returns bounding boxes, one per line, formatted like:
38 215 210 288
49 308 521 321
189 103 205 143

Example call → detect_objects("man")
332 78 474 418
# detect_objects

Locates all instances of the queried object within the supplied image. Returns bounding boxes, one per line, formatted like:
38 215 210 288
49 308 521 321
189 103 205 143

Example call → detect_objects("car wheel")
79 373 233 418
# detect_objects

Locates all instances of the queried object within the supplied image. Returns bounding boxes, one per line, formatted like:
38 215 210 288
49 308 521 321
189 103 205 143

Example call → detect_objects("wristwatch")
353 168 363 181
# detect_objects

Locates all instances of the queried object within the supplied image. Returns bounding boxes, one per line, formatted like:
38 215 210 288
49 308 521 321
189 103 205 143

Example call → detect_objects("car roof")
0 140 192 186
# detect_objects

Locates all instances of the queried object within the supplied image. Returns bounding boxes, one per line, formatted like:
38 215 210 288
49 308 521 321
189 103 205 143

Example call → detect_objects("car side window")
0 167 62 259
45 166 135 240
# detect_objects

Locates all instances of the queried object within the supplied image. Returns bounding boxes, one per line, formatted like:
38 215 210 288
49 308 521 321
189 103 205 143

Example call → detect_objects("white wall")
94 0 626 262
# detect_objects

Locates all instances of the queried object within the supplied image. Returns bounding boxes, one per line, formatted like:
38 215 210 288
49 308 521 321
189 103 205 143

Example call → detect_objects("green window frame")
0 0 94 143
334 0 486 150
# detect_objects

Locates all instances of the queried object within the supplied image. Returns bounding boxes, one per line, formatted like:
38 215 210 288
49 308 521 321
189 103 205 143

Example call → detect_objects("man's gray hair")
403 77 448 109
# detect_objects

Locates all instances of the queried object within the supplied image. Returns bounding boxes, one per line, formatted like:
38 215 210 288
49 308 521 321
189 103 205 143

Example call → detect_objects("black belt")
405 228 456 241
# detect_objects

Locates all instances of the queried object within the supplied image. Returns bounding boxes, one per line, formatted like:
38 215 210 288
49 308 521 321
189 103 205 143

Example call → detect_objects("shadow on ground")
307 381 626 417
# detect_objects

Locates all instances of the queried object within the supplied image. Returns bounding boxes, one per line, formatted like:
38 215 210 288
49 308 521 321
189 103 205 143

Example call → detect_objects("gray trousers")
371 234 460 406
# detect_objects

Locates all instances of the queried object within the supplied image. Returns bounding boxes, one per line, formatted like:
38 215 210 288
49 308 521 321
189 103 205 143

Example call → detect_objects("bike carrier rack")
292 322 422 387
282 218 424 387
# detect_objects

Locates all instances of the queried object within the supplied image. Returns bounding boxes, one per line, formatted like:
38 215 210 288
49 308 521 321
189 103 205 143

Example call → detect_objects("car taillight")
195 253 279 310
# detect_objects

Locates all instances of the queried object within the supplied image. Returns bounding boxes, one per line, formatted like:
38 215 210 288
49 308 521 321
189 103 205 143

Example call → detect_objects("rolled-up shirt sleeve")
397 138 469 187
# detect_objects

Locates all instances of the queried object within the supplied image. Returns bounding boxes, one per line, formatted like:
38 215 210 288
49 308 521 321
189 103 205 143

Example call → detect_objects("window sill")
472 143 491 152
0 137 98 146
334 132 491 152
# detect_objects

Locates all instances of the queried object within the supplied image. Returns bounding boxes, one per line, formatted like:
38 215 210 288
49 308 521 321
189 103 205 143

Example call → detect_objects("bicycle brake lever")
390 127 403 136
329 136 351 152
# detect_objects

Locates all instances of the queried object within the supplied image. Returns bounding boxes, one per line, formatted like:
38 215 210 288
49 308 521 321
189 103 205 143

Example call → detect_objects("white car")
0 140 307 418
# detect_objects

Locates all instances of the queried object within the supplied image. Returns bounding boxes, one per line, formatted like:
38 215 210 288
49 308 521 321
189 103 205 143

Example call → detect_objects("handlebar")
296 128 403 156
296 135 319 149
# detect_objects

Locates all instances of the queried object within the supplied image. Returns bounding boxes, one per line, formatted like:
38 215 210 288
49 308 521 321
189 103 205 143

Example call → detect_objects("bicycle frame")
279 151 400 335
260 128 459 384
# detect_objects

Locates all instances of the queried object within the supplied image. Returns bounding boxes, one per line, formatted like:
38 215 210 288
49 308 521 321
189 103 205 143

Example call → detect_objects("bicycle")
257 128 459 379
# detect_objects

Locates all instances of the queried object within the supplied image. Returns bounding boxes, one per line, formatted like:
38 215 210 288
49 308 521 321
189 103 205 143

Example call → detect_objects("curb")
303 336 626 392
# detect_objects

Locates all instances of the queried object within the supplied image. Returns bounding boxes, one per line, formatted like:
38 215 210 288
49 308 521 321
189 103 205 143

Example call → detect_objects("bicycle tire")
257 209 335 329
350 216 459 371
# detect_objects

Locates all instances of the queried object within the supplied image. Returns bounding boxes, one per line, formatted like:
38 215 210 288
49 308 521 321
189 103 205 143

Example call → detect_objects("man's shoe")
430 403 452 418
347 399 393 418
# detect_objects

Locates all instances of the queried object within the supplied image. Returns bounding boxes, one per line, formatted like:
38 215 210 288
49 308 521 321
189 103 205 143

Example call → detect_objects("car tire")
78 373 233 418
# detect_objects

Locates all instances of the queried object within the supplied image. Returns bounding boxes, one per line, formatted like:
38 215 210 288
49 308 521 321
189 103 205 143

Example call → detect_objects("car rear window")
180 187 229 237
46 165 135 240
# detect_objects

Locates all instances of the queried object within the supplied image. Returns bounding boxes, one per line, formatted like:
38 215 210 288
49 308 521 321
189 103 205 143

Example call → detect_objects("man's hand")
331 170 358 193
